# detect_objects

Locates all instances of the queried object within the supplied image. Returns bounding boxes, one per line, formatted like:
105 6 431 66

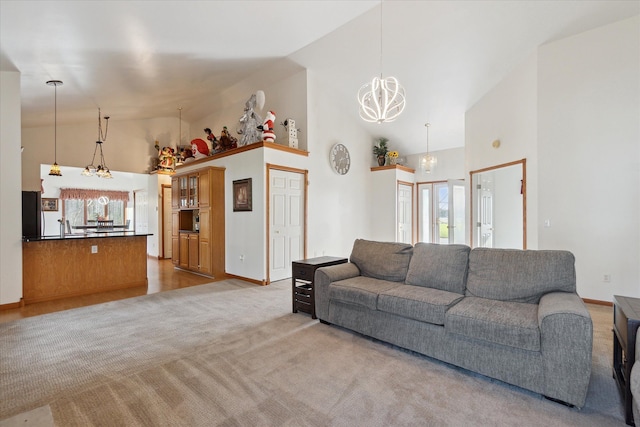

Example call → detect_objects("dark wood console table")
613 295 640 426
292 256 347 319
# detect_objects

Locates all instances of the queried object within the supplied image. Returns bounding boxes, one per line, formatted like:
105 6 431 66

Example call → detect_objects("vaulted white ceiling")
1 1 638 155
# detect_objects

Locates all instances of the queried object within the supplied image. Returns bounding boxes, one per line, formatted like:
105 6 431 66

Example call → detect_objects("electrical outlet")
603 274 611 283
239 254 244 262
91 245 98 254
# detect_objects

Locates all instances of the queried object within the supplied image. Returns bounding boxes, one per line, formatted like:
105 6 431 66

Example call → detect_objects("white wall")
466 16 639 301
305 69 376 257
407 147 466 183
537 16 640 300
465 51 539 249
189 64 308 152
0 71 22 305
22 117 185 191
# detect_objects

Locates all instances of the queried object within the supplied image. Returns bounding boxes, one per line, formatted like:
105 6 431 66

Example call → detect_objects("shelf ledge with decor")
175 141 308 171
370 164 415 173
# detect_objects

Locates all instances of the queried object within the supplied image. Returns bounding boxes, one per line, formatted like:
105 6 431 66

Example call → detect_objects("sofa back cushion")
405 243 470 294
350 239 413 282
466 248 576 303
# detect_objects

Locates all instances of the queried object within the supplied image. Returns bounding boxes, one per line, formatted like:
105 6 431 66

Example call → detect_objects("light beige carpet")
0 279 625 426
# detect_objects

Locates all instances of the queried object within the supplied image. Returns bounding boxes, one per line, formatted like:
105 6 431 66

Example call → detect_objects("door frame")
469 159 527 249
266 163 308 284
396 180 415 244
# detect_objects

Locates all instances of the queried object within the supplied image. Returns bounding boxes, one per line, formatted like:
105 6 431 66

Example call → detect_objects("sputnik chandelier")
82 108 113 178
357 0 406 123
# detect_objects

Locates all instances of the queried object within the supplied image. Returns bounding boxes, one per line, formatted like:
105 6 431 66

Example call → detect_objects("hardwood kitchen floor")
0 258 217 323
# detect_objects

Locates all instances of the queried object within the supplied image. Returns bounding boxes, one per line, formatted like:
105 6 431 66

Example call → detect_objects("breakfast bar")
22 232 151 304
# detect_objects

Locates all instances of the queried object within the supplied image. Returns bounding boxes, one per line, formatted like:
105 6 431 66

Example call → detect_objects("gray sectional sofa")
315 239 593 408
632 330 640 424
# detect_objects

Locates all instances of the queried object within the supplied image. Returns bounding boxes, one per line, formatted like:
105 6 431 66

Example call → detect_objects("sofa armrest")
538 292 593 407
632 329 640 425
314 263 361 321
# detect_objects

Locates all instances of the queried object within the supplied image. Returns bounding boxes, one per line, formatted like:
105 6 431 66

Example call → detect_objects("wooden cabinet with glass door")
188 173 199 207
178 175 188 208
171 166 225 278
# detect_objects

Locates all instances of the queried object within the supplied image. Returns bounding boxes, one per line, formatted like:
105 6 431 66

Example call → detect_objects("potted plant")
373 138 389 166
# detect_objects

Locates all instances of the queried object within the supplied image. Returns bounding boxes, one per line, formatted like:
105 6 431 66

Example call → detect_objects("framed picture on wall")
233 178 252 212
42 198 59 212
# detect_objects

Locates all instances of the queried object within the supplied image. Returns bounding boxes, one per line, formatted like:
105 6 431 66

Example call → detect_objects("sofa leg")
319 319 331 325
544 395 575 408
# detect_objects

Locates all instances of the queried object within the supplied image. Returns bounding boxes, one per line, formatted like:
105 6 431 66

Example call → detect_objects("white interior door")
269 169 304 281
477 174 494 248
162 185 172 258
397 183 412 244
134 190 148 234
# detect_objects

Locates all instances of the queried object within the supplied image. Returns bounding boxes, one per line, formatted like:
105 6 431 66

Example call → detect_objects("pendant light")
357 0 406 123
421 123 437 173
82 108 113 178
47 80 63 176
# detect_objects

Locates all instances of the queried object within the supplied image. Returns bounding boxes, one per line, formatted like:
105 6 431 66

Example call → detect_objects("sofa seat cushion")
405 243 470 294
350 239 413 282
329 276 402 310
378 285 464 326
466 248 576 304
445 297 541 351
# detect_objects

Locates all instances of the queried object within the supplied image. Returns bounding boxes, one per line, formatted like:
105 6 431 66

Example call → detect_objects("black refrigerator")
22 191 42 239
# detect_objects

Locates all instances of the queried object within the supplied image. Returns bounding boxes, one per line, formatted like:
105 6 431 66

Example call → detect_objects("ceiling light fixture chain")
47 80 63 176
82 108 113 178
421 122 437 173
357 0 406 124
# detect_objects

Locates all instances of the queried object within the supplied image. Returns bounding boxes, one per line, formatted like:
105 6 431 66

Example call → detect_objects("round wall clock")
330 143 351 175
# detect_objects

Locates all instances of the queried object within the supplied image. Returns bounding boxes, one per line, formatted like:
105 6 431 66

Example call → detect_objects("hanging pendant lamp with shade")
421 123 437 173
47 80 63 176
357 0 406 124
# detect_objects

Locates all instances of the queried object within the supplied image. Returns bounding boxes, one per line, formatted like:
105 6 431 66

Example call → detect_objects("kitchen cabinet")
171 166 225 277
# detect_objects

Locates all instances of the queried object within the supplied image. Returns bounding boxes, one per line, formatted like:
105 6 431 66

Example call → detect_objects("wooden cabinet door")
171 211 180 265
171 211 179 236
179 233 189 269
171 177 179 209
199 169 210 207
171 237 180 266
199 208 210 242
199 240 211 275
188 234 199 270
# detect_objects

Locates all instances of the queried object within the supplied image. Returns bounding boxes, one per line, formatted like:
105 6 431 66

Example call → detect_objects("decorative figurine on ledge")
281 118 299 149
204 128 217 151
181 147 195 163
158 146 176 172
237 90 264 146
260 110 276 143
191 138 210 160
218 126 238 151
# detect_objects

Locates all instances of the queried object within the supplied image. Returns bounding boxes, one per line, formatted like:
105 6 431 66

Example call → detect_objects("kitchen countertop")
23 232 153 242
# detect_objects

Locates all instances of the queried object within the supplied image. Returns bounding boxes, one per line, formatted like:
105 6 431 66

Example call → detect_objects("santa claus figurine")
191 138 210 159
260 110 276 143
